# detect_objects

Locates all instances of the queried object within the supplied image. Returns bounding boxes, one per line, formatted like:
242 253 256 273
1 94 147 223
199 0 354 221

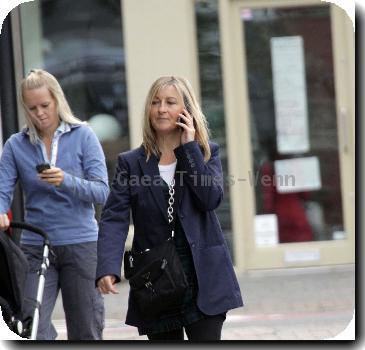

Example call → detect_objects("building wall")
123 0 200 147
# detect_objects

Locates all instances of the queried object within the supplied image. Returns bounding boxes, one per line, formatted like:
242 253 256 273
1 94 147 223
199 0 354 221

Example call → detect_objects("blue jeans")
22 242 104 340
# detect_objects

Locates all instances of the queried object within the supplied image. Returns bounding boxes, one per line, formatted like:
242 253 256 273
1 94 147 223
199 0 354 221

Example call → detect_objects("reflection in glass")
242 5 344 243
19 0 129 182
195 0 234 259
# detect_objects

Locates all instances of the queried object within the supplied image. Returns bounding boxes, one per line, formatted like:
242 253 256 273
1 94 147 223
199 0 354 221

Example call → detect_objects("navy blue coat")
96 141 243 327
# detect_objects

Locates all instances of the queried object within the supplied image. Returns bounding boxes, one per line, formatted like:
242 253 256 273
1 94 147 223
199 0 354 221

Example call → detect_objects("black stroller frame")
0 222 51 340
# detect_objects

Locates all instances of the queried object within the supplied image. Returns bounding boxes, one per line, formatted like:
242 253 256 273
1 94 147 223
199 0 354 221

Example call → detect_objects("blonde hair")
142 76 211 162
20 69 85 144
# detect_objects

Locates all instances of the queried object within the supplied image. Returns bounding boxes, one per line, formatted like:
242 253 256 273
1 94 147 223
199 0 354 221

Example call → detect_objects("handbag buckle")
145 281 155 293
129 255 134 268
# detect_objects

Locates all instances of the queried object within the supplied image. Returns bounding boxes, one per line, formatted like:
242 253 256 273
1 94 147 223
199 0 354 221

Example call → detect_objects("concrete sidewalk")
52 264 355 340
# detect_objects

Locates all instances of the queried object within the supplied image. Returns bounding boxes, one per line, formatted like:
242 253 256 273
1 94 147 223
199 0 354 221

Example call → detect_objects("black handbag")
123 179 188 319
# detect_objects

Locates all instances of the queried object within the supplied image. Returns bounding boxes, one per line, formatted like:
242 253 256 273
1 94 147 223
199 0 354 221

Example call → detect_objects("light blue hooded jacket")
0 123 109 245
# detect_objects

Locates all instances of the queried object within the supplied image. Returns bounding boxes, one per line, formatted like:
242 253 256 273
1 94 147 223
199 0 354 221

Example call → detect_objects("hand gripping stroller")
0 222 51 340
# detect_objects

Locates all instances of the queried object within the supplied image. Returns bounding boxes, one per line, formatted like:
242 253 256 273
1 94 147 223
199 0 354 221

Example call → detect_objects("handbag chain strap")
167 179 175 237
127 179 176 260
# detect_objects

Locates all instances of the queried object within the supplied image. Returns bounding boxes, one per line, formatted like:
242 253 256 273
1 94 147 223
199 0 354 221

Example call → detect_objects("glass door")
244 4 343 243
226 0 354 269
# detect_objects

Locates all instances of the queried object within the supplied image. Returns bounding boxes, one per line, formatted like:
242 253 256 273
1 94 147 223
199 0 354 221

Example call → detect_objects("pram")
0 222 51 340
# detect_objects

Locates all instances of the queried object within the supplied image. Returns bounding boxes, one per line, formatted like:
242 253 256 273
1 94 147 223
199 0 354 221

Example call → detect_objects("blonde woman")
97 76 243 340
0 69 109 340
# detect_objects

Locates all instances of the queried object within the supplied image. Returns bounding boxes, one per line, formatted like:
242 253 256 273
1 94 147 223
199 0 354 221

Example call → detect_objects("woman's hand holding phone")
177 108 195 145
38 166 65 187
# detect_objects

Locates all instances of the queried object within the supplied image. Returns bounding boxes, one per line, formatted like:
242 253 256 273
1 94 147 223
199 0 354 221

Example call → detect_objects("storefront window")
195 0 234 257
242 5 344 243
19 0 129 179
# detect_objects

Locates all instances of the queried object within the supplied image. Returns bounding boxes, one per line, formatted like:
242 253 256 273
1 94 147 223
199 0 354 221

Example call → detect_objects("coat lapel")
138 151 169 222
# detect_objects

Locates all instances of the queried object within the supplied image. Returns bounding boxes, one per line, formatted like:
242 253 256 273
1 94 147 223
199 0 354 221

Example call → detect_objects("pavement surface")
52 263 355 341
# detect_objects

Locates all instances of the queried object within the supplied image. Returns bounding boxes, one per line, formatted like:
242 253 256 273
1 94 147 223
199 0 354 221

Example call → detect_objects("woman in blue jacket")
96 76 243 340
0 69 109 340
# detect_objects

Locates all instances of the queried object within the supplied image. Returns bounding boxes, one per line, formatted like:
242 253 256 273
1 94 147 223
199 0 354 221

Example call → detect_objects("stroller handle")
10 221 49 243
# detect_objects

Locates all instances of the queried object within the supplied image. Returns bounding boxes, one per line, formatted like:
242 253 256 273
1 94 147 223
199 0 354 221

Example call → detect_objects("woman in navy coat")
96 76 243 340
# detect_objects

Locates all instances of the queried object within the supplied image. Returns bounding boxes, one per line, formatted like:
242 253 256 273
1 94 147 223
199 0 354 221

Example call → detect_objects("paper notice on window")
270 36 310 154
274 156 321 193
284 249 320 263
254 214 279 246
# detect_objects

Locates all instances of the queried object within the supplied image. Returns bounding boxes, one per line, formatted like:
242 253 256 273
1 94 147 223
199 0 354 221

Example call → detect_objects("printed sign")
271 36 310 154
274 157 321 193
284 249 320 263
254 214 279 246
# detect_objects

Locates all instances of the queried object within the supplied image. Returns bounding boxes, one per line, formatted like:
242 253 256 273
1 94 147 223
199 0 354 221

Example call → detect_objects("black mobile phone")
36 163 51 173
179 96 192 128
178 116 186 126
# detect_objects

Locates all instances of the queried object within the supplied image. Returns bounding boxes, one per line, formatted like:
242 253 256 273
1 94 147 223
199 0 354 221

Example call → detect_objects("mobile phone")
36 163 51 173
178 115 186 126
179 96 192 128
